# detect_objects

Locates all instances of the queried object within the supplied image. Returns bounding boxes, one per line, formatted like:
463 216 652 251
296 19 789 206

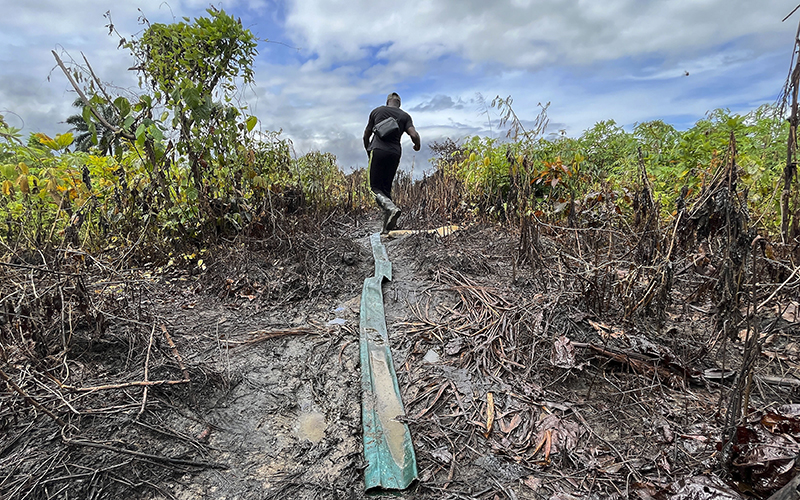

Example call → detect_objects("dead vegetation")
383 144 800 499
0 218 370 500
1 138 799 500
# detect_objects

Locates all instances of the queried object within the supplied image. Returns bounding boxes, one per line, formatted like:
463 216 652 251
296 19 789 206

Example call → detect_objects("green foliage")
295 151 345 210
3 9 349 253
66 98 122 156
3 6 793 258
0 129 127 249
436 103 788 230
119 8 259 212
456 136 516 206
579 120 635 180
133 9 257 99
40 9 278 245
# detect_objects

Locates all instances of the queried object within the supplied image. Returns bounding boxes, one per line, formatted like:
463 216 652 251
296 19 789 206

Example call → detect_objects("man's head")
386 92 401 107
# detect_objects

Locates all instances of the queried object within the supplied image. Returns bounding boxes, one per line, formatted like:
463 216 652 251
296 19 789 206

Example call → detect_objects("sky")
1 0 799 175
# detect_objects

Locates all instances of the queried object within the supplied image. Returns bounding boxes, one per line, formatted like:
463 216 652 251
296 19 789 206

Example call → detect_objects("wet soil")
160 220 467 499
2 213 800 500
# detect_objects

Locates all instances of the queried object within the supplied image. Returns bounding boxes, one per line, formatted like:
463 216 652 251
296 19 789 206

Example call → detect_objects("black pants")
368 149 401 198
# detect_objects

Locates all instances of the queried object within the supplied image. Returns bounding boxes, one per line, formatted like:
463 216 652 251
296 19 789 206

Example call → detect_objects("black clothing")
366 106 413 156
369 149 401 198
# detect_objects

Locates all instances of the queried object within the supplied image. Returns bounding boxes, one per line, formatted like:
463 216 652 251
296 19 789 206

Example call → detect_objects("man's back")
366 106 413 156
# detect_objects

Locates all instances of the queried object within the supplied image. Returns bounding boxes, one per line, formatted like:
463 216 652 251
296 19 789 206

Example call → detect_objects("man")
363 92 421 234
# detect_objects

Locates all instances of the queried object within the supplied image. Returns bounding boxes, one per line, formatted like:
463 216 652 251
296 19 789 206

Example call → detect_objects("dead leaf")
485 392 495 436
587 319 626 340
658 453 671 473
499 413 522 434
543 429 552 461
598 461 624 474
532 414 584 458
531 432 546 457
668 475 744 499
522 475 541 491
550 335 577 369
780 301 799 323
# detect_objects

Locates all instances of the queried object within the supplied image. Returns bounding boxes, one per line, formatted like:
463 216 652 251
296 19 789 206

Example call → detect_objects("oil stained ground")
164 223 476 499
168 311 366 500
166 222 425 499
296 410 327 443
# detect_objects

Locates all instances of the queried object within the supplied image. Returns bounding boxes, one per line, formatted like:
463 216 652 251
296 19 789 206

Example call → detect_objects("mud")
166 297 366 499
163 221 485 499
3 213 800 500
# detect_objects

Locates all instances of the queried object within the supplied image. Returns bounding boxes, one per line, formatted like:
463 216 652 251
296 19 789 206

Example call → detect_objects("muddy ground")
1 209 800 500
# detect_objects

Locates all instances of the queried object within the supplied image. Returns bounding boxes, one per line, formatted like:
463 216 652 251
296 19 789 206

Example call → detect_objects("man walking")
363 92 421 234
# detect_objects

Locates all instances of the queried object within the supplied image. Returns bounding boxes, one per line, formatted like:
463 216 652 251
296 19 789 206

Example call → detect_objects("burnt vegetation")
2 126 799 498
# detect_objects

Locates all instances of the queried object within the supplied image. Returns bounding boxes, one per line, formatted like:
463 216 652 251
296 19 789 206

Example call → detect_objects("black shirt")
366 106 414 156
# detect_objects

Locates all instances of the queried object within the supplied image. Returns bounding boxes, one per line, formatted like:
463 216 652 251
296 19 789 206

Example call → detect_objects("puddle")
296 411 327 443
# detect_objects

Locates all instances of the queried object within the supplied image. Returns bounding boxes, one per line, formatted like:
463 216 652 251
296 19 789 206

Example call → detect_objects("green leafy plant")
122 8 258 210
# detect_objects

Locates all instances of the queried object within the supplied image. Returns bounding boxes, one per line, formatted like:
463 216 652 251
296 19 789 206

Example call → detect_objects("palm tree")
65 98 121 156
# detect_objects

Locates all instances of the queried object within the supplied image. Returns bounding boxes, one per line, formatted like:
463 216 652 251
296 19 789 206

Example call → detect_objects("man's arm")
406 125 421 151
363 125 373 151
363 112 375 151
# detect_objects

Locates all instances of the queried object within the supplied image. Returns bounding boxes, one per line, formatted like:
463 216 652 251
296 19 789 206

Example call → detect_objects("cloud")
409 95 466 112
2 0 797 181
284 0 794 70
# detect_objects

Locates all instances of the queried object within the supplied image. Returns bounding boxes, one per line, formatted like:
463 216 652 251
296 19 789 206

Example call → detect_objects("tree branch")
51 50 135 141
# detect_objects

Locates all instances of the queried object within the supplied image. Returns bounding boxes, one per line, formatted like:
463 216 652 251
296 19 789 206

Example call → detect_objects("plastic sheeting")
359 232 418 491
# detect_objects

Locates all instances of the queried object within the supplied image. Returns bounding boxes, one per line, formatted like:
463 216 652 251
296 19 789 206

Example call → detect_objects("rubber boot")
374 192 401 234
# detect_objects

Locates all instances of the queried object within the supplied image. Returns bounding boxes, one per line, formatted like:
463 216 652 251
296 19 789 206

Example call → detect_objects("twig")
758 264 800 310
338 339 353 365
63 379 190 392
573 342 685 388
139 323 156 417
0 261 80 277
81 52 117 105
493 477 518 500
783 4 800 23
756 375 800 387
0 367 66 427
30 373 80 415
63 437 227 469
161 324 190 381
51 50 135 141
742 236 766 418
571 407 642 484
112 217 152 270
224 327 319 346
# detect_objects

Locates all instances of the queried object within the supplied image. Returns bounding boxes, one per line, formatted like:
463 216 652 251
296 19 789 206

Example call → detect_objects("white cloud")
1 0 797 178
284 0 794 69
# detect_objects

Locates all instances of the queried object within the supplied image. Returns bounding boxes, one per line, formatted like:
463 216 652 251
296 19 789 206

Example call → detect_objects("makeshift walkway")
359 232 418 491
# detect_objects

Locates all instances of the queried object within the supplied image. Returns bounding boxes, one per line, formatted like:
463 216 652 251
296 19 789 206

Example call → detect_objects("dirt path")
167 220 440 499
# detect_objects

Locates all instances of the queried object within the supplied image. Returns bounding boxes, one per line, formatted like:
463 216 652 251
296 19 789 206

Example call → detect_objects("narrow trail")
170 220 436 499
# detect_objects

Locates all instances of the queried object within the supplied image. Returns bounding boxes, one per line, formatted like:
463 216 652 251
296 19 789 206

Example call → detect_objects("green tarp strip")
360 233 417 491
370 232 392 281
